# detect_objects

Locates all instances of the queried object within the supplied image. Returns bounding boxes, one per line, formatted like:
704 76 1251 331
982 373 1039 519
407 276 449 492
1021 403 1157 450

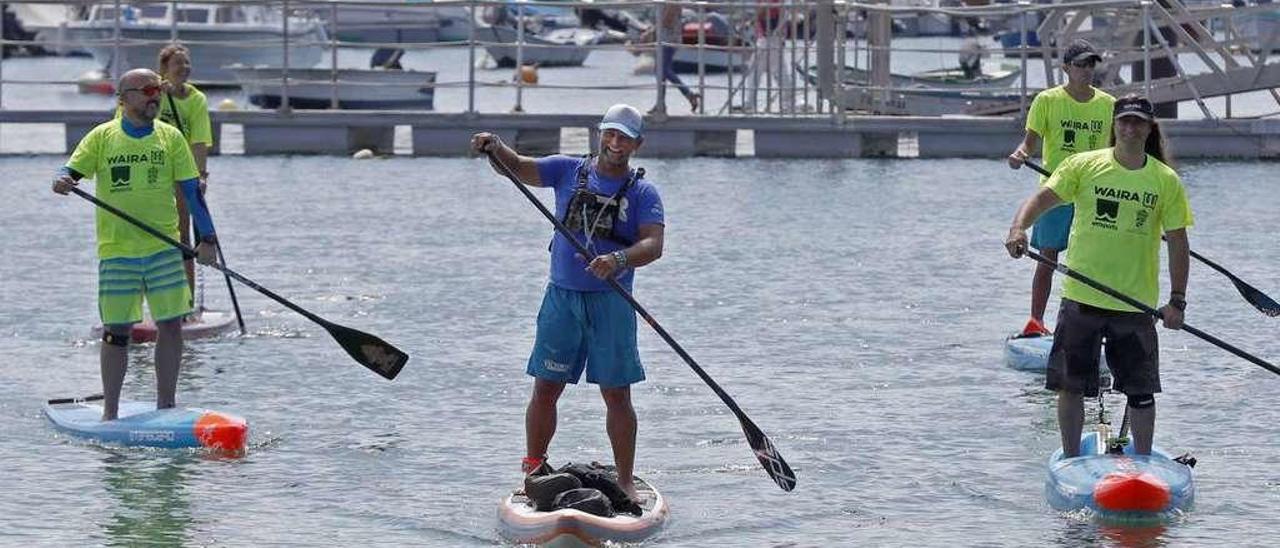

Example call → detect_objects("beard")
136 101 160 122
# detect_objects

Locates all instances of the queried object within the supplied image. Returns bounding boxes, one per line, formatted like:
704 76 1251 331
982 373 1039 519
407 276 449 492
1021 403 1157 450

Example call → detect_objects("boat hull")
228 66 435 110
63 22 327 85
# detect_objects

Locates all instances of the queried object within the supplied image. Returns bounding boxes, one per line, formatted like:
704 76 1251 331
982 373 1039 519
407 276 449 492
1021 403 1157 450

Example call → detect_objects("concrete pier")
3 110 1278 160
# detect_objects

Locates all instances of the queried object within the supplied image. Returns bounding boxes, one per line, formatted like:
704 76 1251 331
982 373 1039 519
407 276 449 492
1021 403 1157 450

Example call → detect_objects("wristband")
612 250 628 269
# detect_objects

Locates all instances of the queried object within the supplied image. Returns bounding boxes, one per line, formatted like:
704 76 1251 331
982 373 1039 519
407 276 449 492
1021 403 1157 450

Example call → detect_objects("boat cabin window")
139 4 168 19
215 6 248 23
175 8 210 23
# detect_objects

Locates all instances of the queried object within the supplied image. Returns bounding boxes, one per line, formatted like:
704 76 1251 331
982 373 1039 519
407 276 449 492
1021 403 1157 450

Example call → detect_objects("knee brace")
1127 394 1155 409
102 331 130 347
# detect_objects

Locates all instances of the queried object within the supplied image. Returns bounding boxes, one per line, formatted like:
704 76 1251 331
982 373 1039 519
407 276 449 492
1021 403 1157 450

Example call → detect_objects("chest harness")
559 155 644 254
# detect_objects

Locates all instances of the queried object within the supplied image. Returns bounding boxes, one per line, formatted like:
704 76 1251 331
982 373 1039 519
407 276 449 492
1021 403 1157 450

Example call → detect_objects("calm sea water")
1 154 1278 546
1 38 1279 547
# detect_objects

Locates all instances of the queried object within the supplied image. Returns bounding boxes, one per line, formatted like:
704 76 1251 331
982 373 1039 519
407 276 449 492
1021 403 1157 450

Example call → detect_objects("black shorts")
1046 299 1161 397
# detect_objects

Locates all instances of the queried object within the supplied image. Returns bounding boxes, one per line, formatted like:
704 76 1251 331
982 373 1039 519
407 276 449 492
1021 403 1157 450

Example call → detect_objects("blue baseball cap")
598 104 643 140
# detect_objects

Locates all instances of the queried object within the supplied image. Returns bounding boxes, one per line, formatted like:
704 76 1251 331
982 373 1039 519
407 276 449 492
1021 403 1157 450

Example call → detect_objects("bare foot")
617 479 640 502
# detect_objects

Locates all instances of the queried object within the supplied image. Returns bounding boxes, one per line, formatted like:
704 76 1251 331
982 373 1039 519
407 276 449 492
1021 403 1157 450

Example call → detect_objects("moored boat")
227 65 436 110
43 395 248 452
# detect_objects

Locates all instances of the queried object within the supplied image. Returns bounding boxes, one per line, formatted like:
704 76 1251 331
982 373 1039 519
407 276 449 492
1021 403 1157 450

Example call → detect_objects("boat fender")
553 488 614 517
102 331 130 347
1127 394 1155 409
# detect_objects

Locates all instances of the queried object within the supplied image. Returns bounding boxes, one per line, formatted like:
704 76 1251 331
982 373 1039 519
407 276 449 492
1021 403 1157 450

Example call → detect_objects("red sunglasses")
121 84 162 97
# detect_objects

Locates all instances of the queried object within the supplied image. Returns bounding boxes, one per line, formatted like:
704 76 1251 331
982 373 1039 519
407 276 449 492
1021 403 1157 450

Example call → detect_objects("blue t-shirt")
536 155 665 292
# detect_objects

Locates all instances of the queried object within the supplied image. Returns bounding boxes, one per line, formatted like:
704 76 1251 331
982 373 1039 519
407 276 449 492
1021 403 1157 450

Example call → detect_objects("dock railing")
0 0 1277 120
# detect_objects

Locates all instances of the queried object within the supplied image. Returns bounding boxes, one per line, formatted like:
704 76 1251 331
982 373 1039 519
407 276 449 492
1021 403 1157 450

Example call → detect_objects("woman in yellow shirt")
1005 95 1193 459
157 44 214 302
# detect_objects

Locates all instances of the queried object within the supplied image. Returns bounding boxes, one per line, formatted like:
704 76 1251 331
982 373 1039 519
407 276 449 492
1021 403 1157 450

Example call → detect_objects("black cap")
1113 96 1155 121
1063 39 1103 64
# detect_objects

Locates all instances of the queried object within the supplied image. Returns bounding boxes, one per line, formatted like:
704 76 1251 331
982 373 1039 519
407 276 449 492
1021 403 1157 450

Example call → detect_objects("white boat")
60 3 328 86
315 0 472 43
227 65 436 110
481 25 602 68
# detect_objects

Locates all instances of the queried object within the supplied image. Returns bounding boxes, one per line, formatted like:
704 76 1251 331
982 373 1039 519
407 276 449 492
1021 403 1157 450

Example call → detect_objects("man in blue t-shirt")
472 104 665 501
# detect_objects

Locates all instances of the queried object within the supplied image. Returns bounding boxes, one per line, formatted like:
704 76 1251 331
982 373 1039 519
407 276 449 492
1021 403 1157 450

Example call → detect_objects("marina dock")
3 108 1279 159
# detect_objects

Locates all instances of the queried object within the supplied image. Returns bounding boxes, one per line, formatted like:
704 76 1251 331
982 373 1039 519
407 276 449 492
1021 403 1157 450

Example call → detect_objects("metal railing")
0 0 1277 119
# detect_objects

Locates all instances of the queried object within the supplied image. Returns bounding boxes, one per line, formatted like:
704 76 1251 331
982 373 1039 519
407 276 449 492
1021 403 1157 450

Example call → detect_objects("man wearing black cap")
1007 39 1116 339
1005 95 1192 459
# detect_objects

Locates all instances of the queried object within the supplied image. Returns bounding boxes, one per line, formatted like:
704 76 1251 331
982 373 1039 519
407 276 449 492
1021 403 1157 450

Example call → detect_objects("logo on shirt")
1134 208 1150 230
1142 191 1158 209
1063 129 1076 148
146 165 160 188
110 165 130 189
1094 198 1119 229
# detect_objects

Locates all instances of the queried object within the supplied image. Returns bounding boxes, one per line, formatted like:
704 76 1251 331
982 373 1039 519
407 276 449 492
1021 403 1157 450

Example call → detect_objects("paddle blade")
741 418 797 492
324 322 409 380
1230 277 1280 317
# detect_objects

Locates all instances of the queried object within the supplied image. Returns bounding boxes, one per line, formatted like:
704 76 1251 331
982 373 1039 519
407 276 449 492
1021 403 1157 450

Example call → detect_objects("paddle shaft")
72 187 340 333
1025 250 1280 376
486 151 795 491
165 92 247 334
192 190 247 334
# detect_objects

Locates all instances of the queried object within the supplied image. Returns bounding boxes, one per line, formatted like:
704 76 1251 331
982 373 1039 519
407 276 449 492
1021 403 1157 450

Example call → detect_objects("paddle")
69 187 408 380
47 394 105 405
1024 249 1280 377
484 150 797 492
193 190 248 334
1021 159 1280 317
163 93 249 333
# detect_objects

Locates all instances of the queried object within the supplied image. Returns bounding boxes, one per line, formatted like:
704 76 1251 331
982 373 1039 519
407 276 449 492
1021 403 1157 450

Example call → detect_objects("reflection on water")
100 451 194 546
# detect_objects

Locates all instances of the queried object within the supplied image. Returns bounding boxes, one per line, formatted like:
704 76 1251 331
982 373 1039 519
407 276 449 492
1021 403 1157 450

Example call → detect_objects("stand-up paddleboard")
1005 333 1109 373
499 476 668 546
1046 431 1194 521
91 309 238 343
43 396 248 452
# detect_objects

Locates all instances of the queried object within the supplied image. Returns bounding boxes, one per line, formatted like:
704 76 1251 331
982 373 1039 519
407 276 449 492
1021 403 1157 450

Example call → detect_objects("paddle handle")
1025 250 1280 376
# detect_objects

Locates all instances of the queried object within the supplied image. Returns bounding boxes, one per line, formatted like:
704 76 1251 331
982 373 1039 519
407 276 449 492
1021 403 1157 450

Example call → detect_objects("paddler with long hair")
1005 95 1193 457
155 43 214 313
471 104 665 501
1007 39 1115 337
53 68 218 421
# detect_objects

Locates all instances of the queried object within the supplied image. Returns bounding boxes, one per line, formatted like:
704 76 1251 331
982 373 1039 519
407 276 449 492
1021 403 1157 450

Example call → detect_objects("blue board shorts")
1031 203 1073 251
526 284 645 388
